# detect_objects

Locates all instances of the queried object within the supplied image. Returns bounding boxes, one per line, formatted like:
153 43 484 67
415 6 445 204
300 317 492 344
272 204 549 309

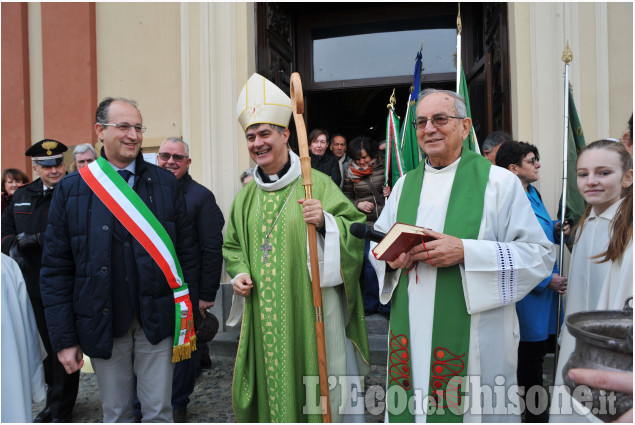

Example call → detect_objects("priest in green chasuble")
371 89 556 422
224 73 370 422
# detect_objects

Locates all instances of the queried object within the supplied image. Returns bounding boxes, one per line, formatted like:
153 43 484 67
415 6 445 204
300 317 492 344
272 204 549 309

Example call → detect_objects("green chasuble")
223 153 370 422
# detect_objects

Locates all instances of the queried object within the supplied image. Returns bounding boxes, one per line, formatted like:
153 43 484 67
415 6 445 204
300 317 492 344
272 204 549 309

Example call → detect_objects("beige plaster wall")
508 2 532 147
92 2 254 219
234 2 257 180
607 2 633 139
178 2 255 219
28 3 44 144
95 3 182 148
508 2 633 218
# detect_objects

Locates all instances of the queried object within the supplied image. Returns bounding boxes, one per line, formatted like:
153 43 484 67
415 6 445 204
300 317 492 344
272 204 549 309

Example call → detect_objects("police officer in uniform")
1 139 80 422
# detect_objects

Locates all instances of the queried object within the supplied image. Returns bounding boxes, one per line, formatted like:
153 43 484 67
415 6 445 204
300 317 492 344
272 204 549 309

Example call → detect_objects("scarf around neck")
346 158 376 183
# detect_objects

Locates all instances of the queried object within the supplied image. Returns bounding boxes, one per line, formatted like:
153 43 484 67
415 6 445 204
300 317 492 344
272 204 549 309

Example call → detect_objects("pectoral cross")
260 236 273 264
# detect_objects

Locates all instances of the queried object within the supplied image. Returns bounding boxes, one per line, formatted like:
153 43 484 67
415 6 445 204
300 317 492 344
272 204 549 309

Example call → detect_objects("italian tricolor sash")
388 149 490 422
80 157 195 362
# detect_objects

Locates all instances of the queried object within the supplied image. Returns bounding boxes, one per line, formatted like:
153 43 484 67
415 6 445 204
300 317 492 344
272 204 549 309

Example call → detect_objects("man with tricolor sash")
224 73 370 422
40 97 199 422
370 89 556 422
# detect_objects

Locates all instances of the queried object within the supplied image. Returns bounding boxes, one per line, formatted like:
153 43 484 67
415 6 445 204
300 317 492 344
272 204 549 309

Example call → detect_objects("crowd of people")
1 72 632 423
2 99 224 423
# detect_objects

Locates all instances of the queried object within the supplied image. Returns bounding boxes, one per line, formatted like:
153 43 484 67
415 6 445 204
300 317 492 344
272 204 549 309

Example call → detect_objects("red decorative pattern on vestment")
429 347 465 410
388 330 411 390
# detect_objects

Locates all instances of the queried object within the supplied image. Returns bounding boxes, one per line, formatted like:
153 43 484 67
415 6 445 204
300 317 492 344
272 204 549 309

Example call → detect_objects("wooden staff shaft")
291 72 332 423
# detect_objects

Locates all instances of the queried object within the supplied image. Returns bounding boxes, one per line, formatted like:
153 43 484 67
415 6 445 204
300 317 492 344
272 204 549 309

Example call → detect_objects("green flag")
457 66 479 153
401 98 422 172
558 86 586 227
398 51 424 175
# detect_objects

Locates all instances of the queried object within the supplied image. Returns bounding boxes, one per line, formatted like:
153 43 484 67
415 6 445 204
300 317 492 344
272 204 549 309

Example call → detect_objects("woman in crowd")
496 141 569 422
551 139 633 421
342 136 391 317
309 128 341 186
2 168 29 214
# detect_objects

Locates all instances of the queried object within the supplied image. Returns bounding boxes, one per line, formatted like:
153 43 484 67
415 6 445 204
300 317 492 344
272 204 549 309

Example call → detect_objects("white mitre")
236 73 292 132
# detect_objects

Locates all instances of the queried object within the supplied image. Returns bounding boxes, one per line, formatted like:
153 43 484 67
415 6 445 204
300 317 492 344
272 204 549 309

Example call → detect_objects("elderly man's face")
157 141 191 180
330 136 347 159
75 151 96 169
483 144 503 165
416 92 471 166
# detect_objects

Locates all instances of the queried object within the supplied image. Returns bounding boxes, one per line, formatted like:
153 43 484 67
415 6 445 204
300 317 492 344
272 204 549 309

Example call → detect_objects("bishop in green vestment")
224 73 370 422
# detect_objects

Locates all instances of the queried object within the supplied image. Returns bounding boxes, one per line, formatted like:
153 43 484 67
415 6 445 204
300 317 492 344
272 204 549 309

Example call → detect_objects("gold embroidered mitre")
236 73 292 132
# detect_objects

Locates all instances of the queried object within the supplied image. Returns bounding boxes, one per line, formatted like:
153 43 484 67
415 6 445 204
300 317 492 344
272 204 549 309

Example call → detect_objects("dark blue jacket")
310 152 342 187
1 179 53 299
179 173 224 303
40 152 199 358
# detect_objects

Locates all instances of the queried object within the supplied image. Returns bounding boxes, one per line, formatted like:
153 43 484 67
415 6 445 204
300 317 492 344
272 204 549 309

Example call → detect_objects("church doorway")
303 84 453 144
256 2 509 150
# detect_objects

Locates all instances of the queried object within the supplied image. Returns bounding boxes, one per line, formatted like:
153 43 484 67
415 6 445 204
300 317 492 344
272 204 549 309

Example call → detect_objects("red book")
371 222 436 262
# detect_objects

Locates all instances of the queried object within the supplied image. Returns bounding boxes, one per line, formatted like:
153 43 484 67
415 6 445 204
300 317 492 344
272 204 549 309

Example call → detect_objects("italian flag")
385 104 405 185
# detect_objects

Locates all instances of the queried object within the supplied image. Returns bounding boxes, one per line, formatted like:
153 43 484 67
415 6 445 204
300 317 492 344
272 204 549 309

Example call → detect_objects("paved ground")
31 315 556 422
31 354 388 423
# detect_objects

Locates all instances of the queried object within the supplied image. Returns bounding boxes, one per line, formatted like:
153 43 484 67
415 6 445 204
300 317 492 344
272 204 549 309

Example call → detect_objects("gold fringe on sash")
172 334 197 362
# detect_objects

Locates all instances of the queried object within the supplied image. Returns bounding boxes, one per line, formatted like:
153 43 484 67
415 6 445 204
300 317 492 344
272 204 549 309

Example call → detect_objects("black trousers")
31 296 80 418
517 339 549 423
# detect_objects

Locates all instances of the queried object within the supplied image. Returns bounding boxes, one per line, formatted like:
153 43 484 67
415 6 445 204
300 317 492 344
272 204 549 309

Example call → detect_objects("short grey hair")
240 167 255 185
160 137 189 156
482 131 513 153
416 89 467 118
73 143 98 161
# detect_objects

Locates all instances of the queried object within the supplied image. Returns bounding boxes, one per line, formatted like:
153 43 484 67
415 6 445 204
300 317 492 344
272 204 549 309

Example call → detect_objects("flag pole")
455 3 480 153
554 43 573 379
456 4 462 93
290 72 332 423
400 40 422 145
386 89 396 187
400 86 413 145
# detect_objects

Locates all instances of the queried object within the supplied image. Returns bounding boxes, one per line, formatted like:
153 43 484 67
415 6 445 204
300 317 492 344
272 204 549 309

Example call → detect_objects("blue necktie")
117 169 132 185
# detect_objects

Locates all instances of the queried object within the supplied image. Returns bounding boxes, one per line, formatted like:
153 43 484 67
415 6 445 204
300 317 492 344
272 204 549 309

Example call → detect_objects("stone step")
209 314 390 366
364 313 390 335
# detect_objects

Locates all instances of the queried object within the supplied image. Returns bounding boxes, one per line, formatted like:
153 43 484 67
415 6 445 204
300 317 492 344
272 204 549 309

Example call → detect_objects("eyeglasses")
157 152 188 163
102 123 146 133
413 114 464 130
525 157 539 165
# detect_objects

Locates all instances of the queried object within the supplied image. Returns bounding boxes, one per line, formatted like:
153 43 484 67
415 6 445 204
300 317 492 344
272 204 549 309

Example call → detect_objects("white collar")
254 151 302 192
589 197 624 221
424 156 461 173
109 161 136 174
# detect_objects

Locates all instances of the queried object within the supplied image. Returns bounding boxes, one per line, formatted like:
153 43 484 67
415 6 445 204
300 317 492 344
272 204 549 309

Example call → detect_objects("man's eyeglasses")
525 156 539 165
102 123 146 133
413 114 464 130
157 152 188 163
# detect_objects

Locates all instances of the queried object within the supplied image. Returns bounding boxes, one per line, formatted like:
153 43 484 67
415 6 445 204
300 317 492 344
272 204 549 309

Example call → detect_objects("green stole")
387 149 490 422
